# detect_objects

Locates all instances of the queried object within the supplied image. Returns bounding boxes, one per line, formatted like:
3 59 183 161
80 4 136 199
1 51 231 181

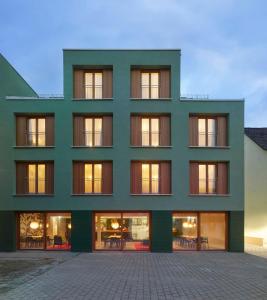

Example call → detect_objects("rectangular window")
84 118 103 146
28 164 46 194
198 164 217 194
19 213 71 250
141 72 159 99
173 212 226 251
94 212 150 251
141 118 159 146
141 163 159 194
27 118 46 146
85 72 103 99
84 163 102 193
198 118 216 147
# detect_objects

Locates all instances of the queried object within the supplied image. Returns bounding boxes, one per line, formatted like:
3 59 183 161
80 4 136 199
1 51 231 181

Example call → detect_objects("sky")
1 0 267 127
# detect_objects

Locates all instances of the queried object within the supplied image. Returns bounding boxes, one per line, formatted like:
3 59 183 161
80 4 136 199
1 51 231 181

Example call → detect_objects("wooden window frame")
142 163 160 194
141 117 160 146
84 71 103 99
84 117 103 147
27 163 46 194
141 71 160 99
172 212 228 251
26 117 46 147
198 163 217 194
198 117 217 147
84 163 103 194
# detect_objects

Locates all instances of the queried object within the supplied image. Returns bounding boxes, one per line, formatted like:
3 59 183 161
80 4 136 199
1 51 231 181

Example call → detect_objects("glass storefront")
19 212 71 250
94 212 150 251
173 212 227 251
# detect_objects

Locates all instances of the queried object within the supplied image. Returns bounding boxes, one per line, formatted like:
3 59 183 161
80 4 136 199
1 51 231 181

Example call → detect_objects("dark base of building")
0 211 244 253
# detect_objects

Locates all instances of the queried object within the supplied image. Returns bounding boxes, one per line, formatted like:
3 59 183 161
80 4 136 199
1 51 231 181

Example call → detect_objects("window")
198 164 216 194
84 163 102 193
173 212 226 251
94 212 150 251
27 118 46 146
189 115 227 147
19 213 71 250
141 118 159 146
16 162 54 195
28 164 46 194
73 161 112 194
141 72 159 99
85 72 103 99
198 118 216 146
141 163 159 194
84 118 102 146
16 115 54 147
190 162 228 195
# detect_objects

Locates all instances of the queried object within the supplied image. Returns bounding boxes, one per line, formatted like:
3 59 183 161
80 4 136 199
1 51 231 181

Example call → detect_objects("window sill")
13 194 54 197
72 98 113 101
188 194 230 197
130 194 173 196
71 193 113 196
188 146 230 149
130 98 172 101
71 146 113 148
13 146 55 149
130 146 172 148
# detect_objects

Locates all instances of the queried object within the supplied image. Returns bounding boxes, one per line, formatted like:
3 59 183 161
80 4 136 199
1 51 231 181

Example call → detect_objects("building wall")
0 50 244 252
245 135 267 246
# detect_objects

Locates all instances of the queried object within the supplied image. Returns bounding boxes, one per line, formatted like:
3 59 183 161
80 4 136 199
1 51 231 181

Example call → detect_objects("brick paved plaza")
1 251 267 300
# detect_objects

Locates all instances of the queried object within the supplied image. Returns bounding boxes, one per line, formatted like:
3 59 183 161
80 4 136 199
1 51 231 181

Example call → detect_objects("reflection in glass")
199 164 206 194
198 119 206 146
94 118 102 146
173 213 198 250
46 213 71 250
208 165 216 193
94 73 102 99
37 164 45 193
141 118 150 146
85 73 93 99
151 118 159 146
200 213 226 250
208 119 216 146
95 213 150 251
141 73 149 98
150 73 159 98
151 164 159 193
38 118 46 146
85 118 93 146
142 164 150 193
28 164 36 193
19 213 44 249
28 118 37 146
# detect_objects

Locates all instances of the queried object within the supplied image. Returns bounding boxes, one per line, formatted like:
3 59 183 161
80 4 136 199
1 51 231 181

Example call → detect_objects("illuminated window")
142 163 159 194
198 118 216 146
199 164 216 194
141 72 159 99
85 72 103 99
28 164 46 194
27 118 46 146
84 163 102 193
84 118 102 146
141 118 159 146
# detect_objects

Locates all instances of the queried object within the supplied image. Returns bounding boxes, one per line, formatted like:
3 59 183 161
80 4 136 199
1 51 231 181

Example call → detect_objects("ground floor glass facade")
172 212 227 251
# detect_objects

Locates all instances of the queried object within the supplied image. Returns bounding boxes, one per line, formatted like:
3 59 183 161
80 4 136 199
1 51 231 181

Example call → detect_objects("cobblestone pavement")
1 251 267 300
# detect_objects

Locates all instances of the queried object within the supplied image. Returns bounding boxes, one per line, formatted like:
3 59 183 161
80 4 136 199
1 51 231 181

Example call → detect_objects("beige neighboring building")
245 128 267 247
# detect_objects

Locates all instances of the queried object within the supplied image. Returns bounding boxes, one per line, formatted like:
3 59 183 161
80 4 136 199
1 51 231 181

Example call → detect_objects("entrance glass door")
94 212 150 251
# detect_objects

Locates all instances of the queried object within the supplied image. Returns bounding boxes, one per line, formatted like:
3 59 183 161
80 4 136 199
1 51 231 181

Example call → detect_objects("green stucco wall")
151 211 172 252
228 211 244 252
71 211 92 252
0 211 16 251
245 135 267 246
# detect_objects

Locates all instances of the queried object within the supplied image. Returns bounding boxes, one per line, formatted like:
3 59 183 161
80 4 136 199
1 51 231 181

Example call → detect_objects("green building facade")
0 50 244 252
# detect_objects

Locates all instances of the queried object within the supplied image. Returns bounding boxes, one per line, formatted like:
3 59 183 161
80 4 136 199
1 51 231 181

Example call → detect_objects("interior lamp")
111 220 119 230
68 223 72 229
30 221 39 230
